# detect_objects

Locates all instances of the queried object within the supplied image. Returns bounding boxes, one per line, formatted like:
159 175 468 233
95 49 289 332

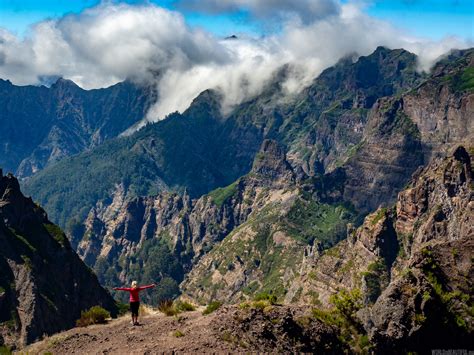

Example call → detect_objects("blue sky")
0 0 472 40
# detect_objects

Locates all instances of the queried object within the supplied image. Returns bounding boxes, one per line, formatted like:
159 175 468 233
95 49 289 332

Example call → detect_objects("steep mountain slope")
338 48 474 212
0 170 118 349
23 90 252 229
287 146 473 351
75 140 356 305
20 147 472 353
24 47 425 230
0 78 156 177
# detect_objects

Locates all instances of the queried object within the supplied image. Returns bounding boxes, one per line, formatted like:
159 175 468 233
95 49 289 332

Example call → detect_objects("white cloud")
0 3 228 88
0 1 471 124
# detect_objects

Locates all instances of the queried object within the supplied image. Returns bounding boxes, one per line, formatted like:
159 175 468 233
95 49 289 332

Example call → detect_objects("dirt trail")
21 309 242 354
20 305 341 354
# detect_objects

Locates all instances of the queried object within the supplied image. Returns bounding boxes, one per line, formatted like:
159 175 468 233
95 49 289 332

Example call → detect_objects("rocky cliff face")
0 170 117 349
65 48 473 311
24 47 425 230
339 48 473 213
285 46 424 175
78 139 295 268
0 78 156 177
288 146 473 350
75 139 356 305
403 49 474 156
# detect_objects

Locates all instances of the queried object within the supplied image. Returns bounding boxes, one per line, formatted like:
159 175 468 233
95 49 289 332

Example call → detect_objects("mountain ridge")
0 169 118 349
24 46 429 230
0 77 157 177
0 46 472 352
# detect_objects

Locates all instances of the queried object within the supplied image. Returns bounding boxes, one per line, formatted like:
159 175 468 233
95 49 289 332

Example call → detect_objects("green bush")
158 299 178 316
252 300 272 310
175 300 196 312
76 306 110 327
329 289 363 324
203 301 222 315
254 292 277 305
312 289 370 352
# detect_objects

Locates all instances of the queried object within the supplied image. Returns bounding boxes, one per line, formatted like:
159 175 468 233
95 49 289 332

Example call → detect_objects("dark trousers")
130 301 140 317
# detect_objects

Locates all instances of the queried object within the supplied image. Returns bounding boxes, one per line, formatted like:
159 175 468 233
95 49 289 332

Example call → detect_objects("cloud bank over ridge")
0 1 471 122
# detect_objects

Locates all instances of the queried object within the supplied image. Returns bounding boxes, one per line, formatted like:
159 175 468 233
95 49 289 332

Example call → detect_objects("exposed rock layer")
0 170 117 349
290 146 473 351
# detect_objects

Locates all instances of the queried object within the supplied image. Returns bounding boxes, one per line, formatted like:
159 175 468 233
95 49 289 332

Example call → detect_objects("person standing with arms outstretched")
114 281 156 325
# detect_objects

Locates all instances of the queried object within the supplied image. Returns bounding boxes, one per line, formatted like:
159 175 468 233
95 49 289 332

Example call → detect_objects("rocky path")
21 309 242 354
20 304 342 354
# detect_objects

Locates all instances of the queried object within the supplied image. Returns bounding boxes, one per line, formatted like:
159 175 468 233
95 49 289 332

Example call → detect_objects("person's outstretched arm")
114 287 131 291
138 284 156 291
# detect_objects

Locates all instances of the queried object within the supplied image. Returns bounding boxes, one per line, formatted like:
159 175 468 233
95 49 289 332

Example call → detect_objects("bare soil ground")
20 305 342 354
21 308 242 354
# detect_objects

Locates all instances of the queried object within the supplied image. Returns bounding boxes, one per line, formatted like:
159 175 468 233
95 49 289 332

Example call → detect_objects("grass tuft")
158 299 178 316
76 306 110 327
207 182 238 208
173 330 184 338
175 300 196 312
202 301 222 315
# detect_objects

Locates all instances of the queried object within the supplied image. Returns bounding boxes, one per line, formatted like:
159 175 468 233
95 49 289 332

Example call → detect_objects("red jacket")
114 285 155 302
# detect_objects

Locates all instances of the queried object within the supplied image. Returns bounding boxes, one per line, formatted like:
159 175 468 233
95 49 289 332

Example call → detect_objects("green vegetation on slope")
185 191 357 303
284 198 355 248
455 67 474 92
420 248 473 332
97 238 183 306
24 101 256 230
312 288 371 352
207 181 239 207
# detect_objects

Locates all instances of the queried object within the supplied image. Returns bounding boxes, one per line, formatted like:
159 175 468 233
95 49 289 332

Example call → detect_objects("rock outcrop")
289 146 473 351
0 170 117 349
76 140 355 304
340 48 474 213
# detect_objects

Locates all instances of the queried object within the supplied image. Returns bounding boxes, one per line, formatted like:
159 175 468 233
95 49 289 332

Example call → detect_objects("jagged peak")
372 46 413 57
184 88 223 117
51 77 81 90
0 78 13 86
190 88 222 105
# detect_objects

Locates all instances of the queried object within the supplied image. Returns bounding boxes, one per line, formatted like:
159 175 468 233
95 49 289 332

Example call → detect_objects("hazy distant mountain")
0 78 157 177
